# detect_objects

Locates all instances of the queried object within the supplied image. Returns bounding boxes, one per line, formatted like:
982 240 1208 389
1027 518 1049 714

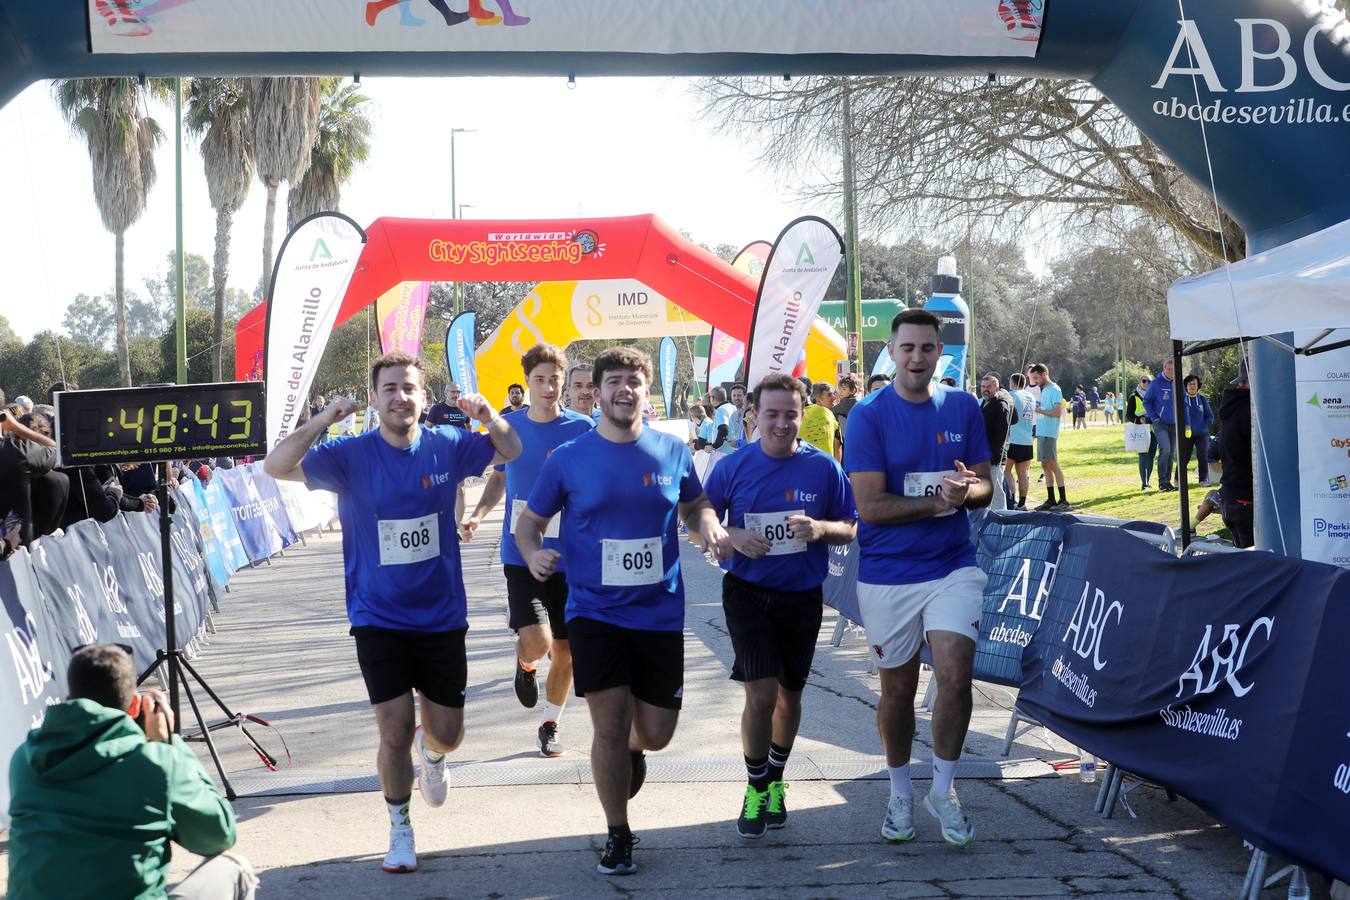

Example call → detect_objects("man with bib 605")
703 373 857 839
461 343 594 758
264 351 521 876
843 309 993 848
516 346 733 877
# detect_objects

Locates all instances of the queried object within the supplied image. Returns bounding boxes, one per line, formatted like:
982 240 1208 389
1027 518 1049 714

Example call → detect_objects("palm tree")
54 78 168 386
185 78 254 381
287 80 373 229
248 77 322 295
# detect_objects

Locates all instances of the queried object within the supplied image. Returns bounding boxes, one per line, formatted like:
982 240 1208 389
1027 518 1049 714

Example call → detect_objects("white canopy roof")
1167 216 1350 342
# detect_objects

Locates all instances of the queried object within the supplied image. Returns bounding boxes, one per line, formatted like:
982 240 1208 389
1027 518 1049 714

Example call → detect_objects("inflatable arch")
9 0 1350 557
233 214 846 396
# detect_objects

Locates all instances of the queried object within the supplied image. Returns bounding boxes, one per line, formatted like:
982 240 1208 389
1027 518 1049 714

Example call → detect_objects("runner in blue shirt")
1030 364 1070 510
843 308 992 849
516 346 732 877
461 344 594 758
703 373 857 839
263 350 521 876
565 362 598 425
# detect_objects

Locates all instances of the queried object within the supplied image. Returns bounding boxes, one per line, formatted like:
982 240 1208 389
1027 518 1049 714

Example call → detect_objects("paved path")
1 485 1272 898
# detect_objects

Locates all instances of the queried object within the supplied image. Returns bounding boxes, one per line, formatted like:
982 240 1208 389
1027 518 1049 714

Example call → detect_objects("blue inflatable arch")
3 0 1348 553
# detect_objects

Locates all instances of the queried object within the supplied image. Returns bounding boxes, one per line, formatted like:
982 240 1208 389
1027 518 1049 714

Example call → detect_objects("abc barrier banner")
744 217 845 390
376 280 431 356
88 1 1043 58
189 478 234 591
1018 524 1350 882
264 212 366 450
659 336 677 417
246 464 300 549
1294 329 1350 567
822 539 862 627
202 478 251 573
971 511 1073 687
445 311 479 396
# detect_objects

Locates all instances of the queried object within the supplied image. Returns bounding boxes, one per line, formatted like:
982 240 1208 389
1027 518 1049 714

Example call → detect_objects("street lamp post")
450 127 475 316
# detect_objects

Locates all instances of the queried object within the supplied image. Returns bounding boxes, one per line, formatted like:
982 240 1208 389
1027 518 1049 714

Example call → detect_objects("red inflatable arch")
235 213 759 381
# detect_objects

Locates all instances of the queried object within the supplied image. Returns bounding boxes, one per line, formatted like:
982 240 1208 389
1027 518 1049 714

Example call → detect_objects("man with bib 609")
264 351 521 875
843 309 993 848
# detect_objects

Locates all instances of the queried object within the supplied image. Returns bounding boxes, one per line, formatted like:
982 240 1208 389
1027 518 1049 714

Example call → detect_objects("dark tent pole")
1174 339 1191 550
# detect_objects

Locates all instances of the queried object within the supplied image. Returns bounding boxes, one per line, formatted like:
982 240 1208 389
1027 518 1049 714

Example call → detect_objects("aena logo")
1175 618 1273 700
310 238 333 262
1154 18 1350 94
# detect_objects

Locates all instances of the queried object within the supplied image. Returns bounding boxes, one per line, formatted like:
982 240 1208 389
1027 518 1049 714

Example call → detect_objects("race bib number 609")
601 537 664 586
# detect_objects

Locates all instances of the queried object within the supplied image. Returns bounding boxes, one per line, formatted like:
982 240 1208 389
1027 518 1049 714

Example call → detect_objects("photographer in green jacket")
8 644 256 899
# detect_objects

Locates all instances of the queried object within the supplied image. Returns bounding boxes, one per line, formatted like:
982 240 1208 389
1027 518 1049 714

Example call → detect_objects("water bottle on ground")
1288 867 1310 900
1078 749 1097 783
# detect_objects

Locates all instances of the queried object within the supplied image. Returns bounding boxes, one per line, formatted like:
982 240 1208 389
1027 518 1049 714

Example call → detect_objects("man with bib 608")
703 373 857 839
843 309 993 848
516 346 733 877
264 351 521 875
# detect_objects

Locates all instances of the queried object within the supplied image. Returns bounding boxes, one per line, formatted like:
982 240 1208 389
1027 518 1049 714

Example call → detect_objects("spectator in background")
709 386 738 455
800 382 841 460
727 383 748 450
1103 391 1117 425
7 644 254 900
309 394 326 419
427 383 471 430
867 374 890 395
1088 384 1100 423
939 376 957 388
1029 364 1070 510
1219 363 1253 548
1071 385 1087 430
979 374 1016 510
1125 375 1157 490
504 383 529 414
13 395 34 415
1005 373 1036 510
833 373 862 437
0 392 67 550
1144 360 1178 492
1180 374 1215 486
690 403 714 450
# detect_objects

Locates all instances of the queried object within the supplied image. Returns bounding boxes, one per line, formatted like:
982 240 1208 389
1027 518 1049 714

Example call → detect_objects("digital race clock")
55 382 267 467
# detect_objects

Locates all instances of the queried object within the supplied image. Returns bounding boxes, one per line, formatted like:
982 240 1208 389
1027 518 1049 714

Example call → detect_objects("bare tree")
692 76 1245 264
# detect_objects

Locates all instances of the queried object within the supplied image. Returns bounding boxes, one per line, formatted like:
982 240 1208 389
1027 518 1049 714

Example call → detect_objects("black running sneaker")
737 784 769 838
538 720 563 758
765 780 789 829
597 832 639 875
628 750 647 799
513 662 538 708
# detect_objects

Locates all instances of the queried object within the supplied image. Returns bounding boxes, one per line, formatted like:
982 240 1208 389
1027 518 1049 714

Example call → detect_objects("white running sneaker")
924 788 975 846
880 795 916 842
415 726 448 809
382 827 417 873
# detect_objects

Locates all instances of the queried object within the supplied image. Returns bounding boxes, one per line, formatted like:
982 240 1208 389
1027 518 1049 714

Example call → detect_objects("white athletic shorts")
857 566 987 668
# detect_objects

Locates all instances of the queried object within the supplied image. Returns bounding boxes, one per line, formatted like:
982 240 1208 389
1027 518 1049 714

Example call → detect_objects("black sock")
1047 486 1056 504
607 823 631 842
1017 494 1026 506
745 754 770 792
1058 486 1067 503
767 742 791 784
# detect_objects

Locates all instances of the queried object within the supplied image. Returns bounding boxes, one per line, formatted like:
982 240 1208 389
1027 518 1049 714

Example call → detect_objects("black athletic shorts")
351 626 468 708
503 564 569 639
567 616 683 709
1007 443 1034 464
722 573 823 691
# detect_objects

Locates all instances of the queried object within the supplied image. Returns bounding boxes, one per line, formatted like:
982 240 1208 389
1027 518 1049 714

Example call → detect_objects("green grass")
1026 422 1225 538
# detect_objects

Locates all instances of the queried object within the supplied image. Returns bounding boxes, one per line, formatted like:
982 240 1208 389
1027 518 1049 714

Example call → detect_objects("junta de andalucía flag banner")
376 281 431 355
445 311 479 395
263 212 366 449
743 217 845 390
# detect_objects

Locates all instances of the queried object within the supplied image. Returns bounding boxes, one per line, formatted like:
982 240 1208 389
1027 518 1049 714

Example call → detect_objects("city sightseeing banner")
89 1 1044 58
1018 524 1350 883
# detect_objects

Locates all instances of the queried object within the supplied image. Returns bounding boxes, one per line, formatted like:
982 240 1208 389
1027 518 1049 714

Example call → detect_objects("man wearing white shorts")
843 308 993 847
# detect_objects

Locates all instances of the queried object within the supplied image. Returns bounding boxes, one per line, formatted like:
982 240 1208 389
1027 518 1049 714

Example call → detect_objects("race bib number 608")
378 513 440 565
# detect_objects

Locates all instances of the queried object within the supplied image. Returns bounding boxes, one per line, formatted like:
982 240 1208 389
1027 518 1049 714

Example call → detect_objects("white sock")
888 764 912 800
932 755 958 798
541 701 563 725
386 797 412 831
420 741 445 764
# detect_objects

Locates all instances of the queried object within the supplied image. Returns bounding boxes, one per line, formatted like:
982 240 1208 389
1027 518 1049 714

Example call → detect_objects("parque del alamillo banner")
88 1 1044 58
743 217 845 391
264 212 366 449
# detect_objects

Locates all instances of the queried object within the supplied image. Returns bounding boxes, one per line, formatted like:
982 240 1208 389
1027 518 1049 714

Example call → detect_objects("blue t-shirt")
1009 389 1035 446
704 441 856 590
713 402 738 454
1036 383 1064 439
495 409 594 569
303 425 495 631
527 427 702 631
697 418 716 446
842 385 992 586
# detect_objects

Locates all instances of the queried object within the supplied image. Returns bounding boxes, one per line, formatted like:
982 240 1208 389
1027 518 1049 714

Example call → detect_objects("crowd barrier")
821 511 1350 884
0 463 336 829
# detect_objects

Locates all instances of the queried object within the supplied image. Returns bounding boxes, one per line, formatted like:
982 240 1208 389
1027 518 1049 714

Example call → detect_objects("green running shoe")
736 784 770 839
765 780 789 829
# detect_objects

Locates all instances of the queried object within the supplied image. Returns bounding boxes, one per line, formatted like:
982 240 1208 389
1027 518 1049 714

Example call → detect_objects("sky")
0 75 827 341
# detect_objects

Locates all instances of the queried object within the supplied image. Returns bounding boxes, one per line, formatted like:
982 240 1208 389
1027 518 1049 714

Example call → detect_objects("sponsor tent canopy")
1167 216 1350 343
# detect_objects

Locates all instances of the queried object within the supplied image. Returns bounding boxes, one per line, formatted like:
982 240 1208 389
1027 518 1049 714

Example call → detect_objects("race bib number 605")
743 509 807 556
904 471 958 518
601 537 664 586
378 513 440 565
